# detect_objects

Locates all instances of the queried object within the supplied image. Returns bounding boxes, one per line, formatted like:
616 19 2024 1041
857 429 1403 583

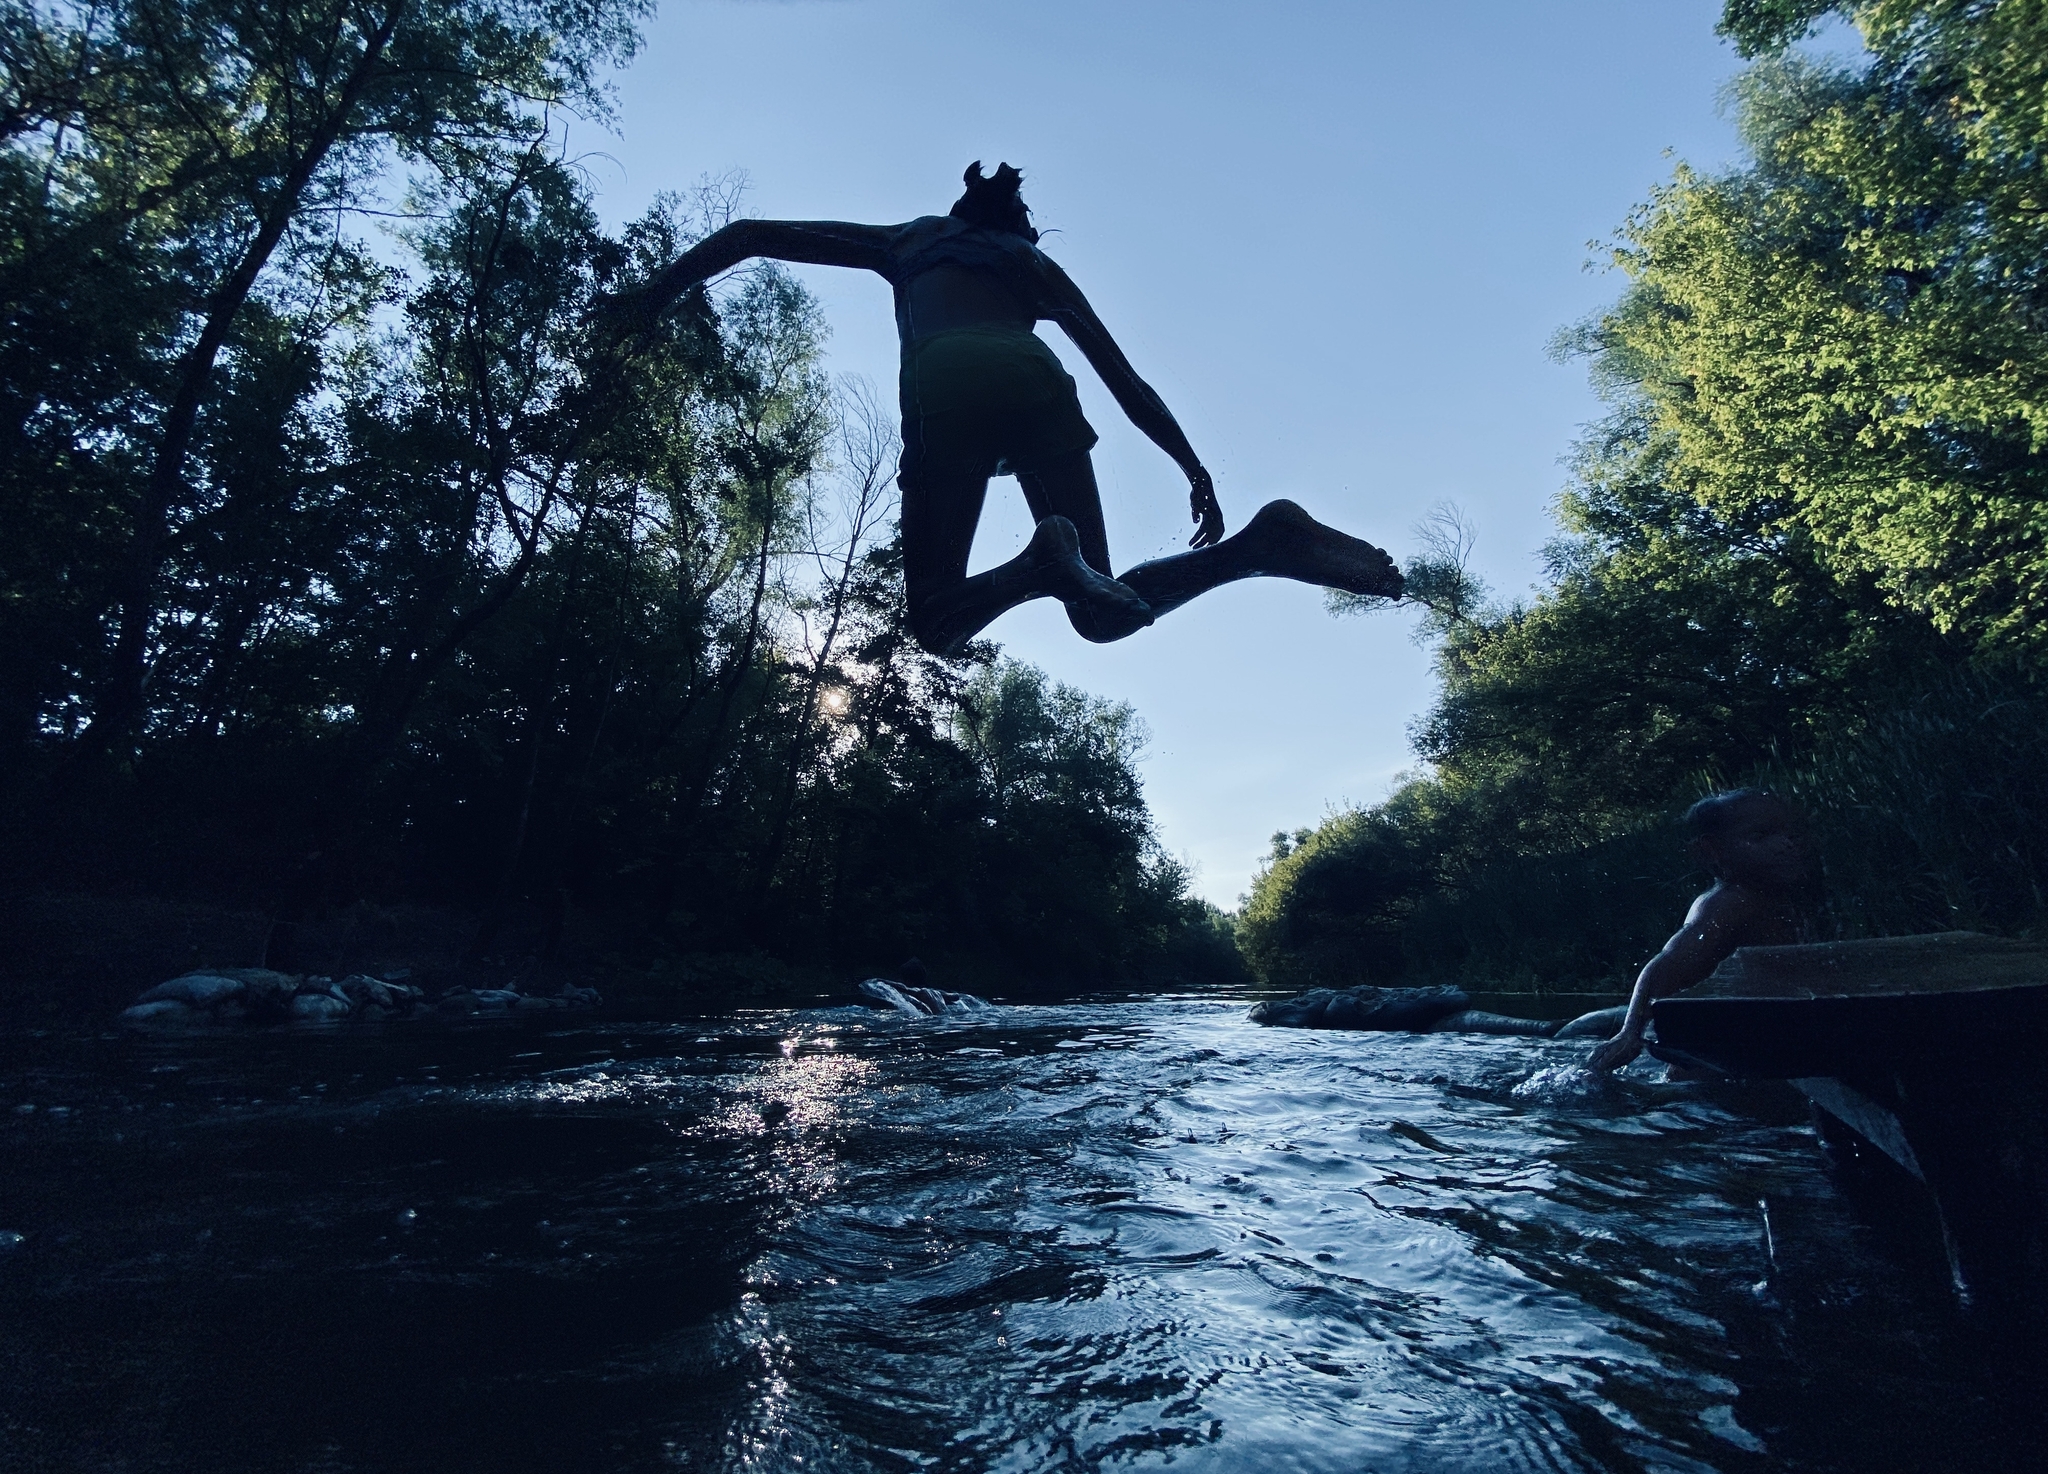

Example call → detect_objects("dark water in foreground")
1 998 2038 1473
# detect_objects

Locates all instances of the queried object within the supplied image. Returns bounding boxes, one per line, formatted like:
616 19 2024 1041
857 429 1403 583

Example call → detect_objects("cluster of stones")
120 968 599 1028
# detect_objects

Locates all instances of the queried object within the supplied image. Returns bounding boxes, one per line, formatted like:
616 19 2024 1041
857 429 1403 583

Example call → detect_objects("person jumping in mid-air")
606 162 1404 655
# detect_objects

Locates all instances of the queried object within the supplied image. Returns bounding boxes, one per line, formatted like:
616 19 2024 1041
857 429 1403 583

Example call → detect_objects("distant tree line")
0 1 1239 991
1245 0 2047 992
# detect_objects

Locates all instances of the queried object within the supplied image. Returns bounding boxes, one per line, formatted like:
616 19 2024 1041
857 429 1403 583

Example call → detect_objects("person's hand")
1587 1028 1645 1073
1188 466 1224 548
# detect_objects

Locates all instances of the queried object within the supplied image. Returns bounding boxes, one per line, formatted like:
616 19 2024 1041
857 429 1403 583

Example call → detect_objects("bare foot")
1026 515 1153 631
1236 500 1403 599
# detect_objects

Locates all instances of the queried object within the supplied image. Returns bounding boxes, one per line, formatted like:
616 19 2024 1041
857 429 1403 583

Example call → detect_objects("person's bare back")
1587 789 1818 1072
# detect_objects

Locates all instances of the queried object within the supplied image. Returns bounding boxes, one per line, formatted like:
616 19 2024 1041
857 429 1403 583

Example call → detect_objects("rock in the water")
121 999 200 1028
1426 1009 1560 1037
858 978 989 1017
136 973 246 1008
123 966 452 1027
289 991 352 1021
1248 985 1474 1032
338 974 394 1009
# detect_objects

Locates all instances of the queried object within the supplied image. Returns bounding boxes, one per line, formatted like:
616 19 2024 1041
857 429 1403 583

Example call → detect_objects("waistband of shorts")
905 325 1050 353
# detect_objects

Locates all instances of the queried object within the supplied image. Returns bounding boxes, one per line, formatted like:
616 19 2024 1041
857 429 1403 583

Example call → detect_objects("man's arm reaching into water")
618 219 900 320
1586 883 1772 1072
1038 257 1224 548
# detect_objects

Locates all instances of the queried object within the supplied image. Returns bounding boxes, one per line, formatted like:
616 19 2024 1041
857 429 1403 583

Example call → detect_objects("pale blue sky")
585 0 1748 906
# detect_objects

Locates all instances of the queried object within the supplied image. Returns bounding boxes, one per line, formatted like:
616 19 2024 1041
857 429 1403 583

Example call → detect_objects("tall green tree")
0 0 648 751
1599 0 2048 656
1244 0 2047 991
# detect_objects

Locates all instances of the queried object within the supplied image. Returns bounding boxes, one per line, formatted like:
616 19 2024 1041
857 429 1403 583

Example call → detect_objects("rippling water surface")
1 997 2036 1472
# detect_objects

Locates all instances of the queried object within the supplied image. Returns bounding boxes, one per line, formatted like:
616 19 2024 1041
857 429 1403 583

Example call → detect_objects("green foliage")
0 0 1229 993
0 0 653 747
1239 801 1702 994
1760 669 2048 938
1718 0 1843 55
1608 1 2048 657
1250 0 2047 991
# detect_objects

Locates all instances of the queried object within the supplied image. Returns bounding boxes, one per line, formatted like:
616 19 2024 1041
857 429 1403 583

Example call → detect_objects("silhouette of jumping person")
610 163 1403 655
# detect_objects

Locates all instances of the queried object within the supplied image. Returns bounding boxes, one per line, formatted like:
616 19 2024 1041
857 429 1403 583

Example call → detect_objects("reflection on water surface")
0 998 2035 1471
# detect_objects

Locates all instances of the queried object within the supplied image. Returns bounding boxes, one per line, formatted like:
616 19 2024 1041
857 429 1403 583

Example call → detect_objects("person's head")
1684 788 1814 893
949 161 1038 242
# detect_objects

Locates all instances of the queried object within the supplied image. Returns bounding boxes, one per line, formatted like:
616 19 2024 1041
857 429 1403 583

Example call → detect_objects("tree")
1245 2 2045 992
1591 0 2048 657
0 0 648 753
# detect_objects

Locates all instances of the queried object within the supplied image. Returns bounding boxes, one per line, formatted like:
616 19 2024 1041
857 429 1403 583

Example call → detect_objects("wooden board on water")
1651 932 2048 1078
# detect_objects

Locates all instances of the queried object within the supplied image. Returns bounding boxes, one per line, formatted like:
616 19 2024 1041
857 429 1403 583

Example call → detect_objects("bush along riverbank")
1246 1 2048 994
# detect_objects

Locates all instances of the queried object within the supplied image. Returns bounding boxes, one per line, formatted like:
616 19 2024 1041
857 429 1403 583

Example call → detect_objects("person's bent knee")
1065 601 1145 644
906 597 951 655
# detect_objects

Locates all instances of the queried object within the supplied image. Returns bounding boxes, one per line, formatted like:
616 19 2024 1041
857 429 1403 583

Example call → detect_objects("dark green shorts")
898 328 1098 485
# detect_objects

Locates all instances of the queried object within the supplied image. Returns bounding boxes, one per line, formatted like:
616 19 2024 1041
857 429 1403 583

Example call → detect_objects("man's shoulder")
893 215 957 245
1687 879 1778 932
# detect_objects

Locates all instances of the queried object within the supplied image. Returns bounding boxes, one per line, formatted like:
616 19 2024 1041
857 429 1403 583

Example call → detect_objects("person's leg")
898 434 991 654
1014 455 1404 642
1013 457 1405 638
1013 450 1153 643
1117 498 1404 621
902 444 1152 657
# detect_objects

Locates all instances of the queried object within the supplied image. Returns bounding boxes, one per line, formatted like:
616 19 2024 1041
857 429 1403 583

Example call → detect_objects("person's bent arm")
1587 888 1758 1072
1042 260 1224 547
629 219 899 317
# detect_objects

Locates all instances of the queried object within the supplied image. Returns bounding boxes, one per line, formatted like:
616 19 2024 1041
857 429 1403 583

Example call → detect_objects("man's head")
1685 788 1815 893
950 161 1038 242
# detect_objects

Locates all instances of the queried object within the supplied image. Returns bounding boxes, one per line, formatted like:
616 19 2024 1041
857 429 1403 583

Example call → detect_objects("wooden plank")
1792 1076 1924 1181
1650 933 2048 1078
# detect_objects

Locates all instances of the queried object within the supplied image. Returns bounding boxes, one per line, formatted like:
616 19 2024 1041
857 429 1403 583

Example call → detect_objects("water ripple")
0 998 2036 1471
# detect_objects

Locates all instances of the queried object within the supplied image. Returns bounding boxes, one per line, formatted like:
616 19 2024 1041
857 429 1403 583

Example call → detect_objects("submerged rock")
1249 986 1626 1040
290 992 351 1021
438 983 601 1016
122 966 590 1028
1427 1009 1560 1038
120 998 202 1029
135 973 246 1009
1248 985 1480 1032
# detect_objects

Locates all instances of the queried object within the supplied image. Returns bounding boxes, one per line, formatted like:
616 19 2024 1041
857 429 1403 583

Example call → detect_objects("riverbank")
3 889 1622 1033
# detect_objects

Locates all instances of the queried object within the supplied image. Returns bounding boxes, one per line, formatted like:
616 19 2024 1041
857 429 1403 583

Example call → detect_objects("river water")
0 996 2036 1472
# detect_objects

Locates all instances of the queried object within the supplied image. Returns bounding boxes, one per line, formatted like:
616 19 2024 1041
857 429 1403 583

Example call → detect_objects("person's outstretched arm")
1587 885 1763 1072
628 219 899 317
1041 258 1223 548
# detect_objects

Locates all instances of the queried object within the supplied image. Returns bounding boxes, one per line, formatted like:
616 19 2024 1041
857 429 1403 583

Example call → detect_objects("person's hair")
1683 787 1779 843
949 161 1038 242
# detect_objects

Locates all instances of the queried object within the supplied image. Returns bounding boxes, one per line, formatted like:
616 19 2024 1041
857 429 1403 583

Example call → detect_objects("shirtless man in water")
605 162 1404 655
1587 789 1820 1072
